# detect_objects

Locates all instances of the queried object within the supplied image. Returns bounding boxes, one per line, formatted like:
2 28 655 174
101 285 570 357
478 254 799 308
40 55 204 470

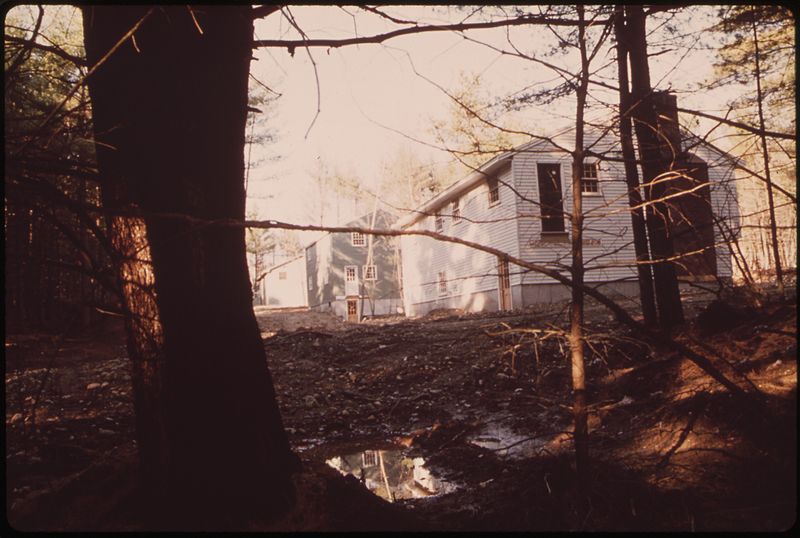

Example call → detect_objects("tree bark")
82 5 299 528
751 15 785 294
624 5 684 328
613 6 658 326
570 5 590 483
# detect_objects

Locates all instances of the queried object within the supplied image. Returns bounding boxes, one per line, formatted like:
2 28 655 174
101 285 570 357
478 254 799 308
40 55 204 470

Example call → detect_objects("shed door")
498 257 512 311
346 298 359 322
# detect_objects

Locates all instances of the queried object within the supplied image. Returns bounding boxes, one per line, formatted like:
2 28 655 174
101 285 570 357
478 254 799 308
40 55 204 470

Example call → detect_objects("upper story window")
581 162 600 194
434 213 444 233
278 271 287 280
487 178 500 205
351 232 366 246
345 266 357 282
537 163 566 233
363 265 377 280
452 198 461 223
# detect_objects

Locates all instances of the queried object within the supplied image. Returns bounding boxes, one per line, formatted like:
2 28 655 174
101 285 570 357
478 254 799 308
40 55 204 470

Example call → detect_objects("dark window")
537 163 565 232
452 198 461 223
487 178 500 205
581 162 599 193
434 213 444 232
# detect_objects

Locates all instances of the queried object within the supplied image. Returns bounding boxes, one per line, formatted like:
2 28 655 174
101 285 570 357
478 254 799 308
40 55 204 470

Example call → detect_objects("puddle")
468 424 551 459
326 447 457 502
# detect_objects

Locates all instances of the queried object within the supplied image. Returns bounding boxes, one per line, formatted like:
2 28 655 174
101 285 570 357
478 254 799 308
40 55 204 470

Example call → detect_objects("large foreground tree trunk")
82 5 299 527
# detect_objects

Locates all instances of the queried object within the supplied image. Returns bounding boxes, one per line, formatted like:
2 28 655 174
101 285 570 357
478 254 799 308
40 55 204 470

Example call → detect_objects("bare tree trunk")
751 15 785 294
614 6 658 326
570 5 590 482
624 5 684 328
83 6 299 528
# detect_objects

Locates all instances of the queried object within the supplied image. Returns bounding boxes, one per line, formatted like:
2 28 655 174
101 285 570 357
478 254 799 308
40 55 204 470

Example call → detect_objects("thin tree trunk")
614 6 658 326
624 5 684 328
751 15 784 294
83 6 299 528
570 5 590 482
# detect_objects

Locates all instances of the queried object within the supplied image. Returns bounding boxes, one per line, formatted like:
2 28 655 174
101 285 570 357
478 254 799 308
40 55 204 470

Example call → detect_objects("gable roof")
395 122 738 230
394 152 513 229
304 208 398 250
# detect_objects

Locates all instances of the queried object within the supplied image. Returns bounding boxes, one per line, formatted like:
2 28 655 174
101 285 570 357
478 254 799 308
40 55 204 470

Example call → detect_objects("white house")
396 108 740 317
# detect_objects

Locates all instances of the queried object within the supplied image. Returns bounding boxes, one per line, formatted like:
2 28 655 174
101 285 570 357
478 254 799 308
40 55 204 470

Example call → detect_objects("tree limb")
678 106 796 141
253 14 609 51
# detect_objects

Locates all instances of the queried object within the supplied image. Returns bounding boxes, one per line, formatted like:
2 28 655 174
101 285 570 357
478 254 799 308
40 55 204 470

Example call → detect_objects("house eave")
395 153 513 229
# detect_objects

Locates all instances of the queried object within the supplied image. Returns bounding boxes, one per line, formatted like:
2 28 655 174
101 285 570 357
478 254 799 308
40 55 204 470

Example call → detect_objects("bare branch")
678 106 796 141
253 13 608 51
4 34 88 67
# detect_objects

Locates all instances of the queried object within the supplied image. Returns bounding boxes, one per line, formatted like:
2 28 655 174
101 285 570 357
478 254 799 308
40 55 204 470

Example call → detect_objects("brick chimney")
652 91 682 160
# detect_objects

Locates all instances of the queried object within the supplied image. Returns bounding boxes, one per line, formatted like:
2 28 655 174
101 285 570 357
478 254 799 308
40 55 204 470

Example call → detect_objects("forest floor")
5 286 797 531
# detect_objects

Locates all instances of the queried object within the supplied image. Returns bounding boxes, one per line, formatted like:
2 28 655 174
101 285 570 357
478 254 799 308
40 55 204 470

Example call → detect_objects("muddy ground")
5 288 797 531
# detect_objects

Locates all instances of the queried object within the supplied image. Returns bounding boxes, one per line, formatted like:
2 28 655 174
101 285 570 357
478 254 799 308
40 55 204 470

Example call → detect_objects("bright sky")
5 5 764 234
244 5 744 230
247 5 542 226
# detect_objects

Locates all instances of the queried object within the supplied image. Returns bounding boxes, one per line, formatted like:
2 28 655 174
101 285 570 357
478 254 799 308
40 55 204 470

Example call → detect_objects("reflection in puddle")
326 448 457 502
468 424 549 459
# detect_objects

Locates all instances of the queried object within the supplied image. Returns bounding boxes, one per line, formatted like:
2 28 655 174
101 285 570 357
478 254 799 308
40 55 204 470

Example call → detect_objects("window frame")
452 198 461 223
363 265 377 281
536 162 566 233
437 271 448 295
434 212 444 233
350 231 366 246
345 265 357 282
581 161 601 195
487 178 500 206
278 271 287 280
361 450 378 467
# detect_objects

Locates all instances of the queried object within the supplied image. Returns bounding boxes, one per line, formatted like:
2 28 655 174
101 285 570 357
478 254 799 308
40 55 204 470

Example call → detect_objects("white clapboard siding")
401 164 520 308
400 125 739 312
513 131 639 286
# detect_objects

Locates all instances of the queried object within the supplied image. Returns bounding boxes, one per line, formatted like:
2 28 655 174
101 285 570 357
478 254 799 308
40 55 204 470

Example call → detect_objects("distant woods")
5 5 111 333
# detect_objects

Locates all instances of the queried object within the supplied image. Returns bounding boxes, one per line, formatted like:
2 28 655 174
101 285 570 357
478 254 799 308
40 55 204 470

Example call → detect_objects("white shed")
257 255 308 308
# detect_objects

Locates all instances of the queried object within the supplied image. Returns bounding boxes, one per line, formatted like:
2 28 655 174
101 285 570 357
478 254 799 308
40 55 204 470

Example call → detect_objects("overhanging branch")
253 14 606 51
